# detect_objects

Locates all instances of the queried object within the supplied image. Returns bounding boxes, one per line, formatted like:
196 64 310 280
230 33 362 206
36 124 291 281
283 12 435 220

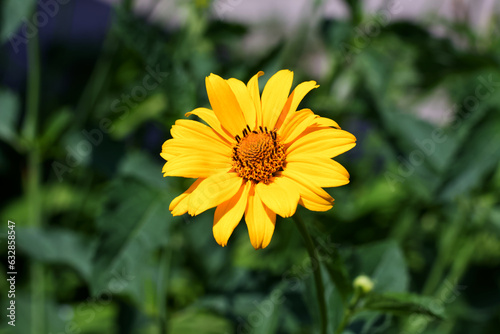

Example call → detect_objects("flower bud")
353 275 374 294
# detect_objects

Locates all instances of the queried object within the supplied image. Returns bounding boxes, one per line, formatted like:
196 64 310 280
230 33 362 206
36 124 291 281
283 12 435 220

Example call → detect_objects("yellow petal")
169 178 204 216
288 155 350 177
284 174 334 212
313 116 340 129
287 128 356 158
280 109 342 144
213 181 251 246
283 158 350 188
227 78 257 130
247 71 264 125
185 107 234 143
245 185 276 249
161 138 231 162
261 70 293 129
299 194 334 212
160 150 175 161
255 176 300 218
206 73 246 137
280 108 317 144
188 172 243 216
170 119 231 147
275 81 319 130
162 155 231 178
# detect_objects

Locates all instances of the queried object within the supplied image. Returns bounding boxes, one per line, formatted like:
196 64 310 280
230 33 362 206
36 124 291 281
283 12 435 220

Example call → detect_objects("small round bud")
353 275 374 294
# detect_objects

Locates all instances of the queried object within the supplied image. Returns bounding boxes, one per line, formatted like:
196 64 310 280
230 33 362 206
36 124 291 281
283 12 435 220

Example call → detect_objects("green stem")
335 288 362 334
404 239 475 334
422 252 448 296
422 210 464 296
30 262 44 334
73 0 132 128
156 246 171 334
24 20 44 334
23 32 40 142
436 240 474 297
73 34 117 127
335 312 351 334
405 205 473 333
293 213 327 334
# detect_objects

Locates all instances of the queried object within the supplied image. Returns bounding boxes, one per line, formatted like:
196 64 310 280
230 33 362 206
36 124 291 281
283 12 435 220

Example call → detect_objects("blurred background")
1 0 500 333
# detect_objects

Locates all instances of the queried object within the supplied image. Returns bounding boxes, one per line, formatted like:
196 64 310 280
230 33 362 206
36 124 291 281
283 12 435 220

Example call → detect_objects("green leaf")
232 216 304 275
113 7 169 65
1 182 101 226
324 273 346 332
363 292 445 320
168 310 233 334
1 0 37 42
352 240 409 293
64 302 117 333
118 150 167 189
90 177 172 303
0 293 117 334
323 247 353 303
39 107 73 150
0 294 65 334
248 286 284 334
440 113 500 201
111 93 167 139
371 242 409 293
16 227 96 280
0 89 20 146
342 241 410 333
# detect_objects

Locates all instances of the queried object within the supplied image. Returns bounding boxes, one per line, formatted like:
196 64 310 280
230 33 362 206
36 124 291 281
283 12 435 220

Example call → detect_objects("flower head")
353 275 374 295
161 70 356 249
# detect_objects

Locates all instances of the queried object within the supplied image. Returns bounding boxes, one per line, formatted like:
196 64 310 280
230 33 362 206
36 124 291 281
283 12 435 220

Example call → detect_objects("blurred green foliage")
1 0 500 333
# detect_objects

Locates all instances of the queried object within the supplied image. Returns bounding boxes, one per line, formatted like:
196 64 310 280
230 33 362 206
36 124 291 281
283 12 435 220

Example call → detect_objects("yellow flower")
161 70 356 249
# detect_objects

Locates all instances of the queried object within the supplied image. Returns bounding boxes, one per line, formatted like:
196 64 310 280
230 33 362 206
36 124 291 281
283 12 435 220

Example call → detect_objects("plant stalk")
293 213 328 334
25 18 44 334
335 288 362 334
157 245 171 334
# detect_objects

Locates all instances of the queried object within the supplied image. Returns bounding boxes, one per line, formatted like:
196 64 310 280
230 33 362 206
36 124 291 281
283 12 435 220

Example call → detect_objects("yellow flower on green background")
161 70 356 249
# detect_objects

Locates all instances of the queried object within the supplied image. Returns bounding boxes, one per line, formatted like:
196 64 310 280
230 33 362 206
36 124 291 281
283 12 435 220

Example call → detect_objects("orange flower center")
232 126 285 184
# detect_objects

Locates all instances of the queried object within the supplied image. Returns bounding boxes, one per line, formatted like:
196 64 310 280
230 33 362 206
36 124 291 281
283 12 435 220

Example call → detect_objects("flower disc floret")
232 126 285 184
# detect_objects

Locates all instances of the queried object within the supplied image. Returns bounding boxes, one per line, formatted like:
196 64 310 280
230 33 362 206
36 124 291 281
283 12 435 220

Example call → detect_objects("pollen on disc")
232 128 285 184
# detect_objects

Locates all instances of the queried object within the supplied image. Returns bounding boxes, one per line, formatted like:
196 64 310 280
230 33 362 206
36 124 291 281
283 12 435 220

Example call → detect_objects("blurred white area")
131 0 190 29
97 0 499 32
211 0 348 27
412 89 454 126
98 0 499 65
97 0 499 124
